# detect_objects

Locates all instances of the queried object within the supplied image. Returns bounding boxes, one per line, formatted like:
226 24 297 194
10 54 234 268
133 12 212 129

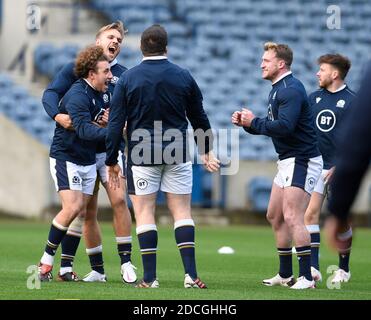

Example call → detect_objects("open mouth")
108 46 117 55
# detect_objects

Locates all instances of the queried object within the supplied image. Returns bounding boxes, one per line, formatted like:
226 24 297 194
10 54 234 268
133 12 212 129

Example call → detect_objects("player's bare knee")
63 203 84 222
84 209 98 222
266 215 281 232
304 206 320 224
111 197 126 212
77 211 86 220
304 211 318 225
266 213 272 225
78 207 87 220
283 211 298 230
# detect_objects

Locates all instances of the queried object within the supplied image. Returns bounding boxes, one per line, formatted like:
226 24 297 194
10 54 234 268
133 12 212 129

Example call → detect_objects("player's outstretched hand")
107 164 122 190
55 113 74 130
102 108 110 124
240 108 255 127
324 215 352 254
201 151 221 172
324 166 335 185
231 111 242 126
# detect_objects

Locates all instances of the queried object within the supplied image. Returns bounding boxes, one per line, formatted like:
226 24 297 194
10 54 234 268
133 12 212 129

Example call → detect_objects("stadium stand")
30 0 371 161
247 176 272 212
1 0 370 215
0 73 54 145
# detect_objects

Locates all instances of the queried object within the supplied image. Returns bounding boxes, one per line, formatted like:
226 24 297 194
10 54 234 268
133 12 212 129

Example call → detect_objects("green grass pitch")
1 219 371 300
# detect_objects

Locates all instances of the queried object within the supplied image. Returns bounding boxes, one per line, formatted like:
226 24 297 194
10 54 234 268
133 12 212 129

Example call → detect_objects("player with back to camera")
106 24 220 288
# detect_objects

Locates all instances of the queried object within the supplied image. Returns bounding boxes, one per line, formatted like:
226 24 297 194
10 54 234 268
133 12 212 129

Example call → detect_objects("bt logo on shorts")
316 109 336 132
137 178 148 190
72 176 81 185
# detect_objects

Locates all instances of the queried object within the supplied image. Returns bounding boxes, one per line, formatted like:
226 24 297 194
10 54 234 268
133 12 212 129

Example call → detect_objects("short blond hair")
264 41 293 68
95 20 128 39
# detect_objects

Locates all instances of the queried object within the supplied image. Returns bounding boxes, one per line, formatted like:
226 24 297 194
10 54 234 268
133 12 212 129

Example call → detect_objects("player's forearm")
105 110 126 166
42 90 60 120
105 130 123 166
243 126 259 135
193 131 214 155
187 101 212 132
251 117 295 137
189 113 214 154
76 123 107 141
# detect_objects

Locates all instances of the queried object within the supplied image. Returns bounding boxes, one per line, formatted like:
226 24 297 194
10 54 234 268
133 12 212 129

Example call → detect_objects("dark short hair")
317 53 351 80
74 45 108 78
264 42 293 68
140 24 168 56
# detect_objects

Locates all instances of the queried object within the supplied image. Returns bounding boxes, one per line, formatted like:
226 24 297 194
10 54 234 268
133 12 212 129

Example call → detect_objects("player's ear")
88 69 96 79
332 69 339 80
278 59 286 70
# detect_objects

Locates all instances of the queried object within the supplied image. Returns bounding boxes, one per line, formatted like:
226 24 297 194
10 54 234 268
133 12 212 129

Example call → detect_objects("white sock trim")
306 224 320 233
41 252 54 266
68 216 83 232
140 248 157 252
174 219 195 229
136 224 157 235
52 218 68 231
66 230 82 237
86 245 103 255
116 236 132 243
67 226 83 235
337 228 353 241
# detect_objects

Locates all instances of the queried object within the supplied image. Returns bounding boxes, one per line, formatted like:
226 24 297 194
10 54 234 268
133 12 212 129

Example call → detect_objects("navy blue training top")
49 79 107 165
42 60 127 152
246 73 320 160
105 58 213 166
309 85 356 169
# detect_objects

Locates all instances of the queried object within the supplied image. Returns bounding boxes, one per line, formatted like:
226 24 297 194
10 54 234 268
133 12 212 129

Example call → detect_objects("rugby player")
232 42 322 289
42 21 136 283
305 54 355 284
38 46 111 281
106 25 220 288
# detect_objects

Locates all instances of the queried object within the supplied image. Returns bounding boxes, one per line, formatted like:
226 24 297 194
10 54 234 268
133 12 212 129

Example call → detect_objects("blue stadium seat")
10 86 29 101
247 177 272 212
0 96 14 117
34 43 56 75
0 73 13 89
13 103 34 122
49 54 73 78
0 72 54 145
63 44 79 58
